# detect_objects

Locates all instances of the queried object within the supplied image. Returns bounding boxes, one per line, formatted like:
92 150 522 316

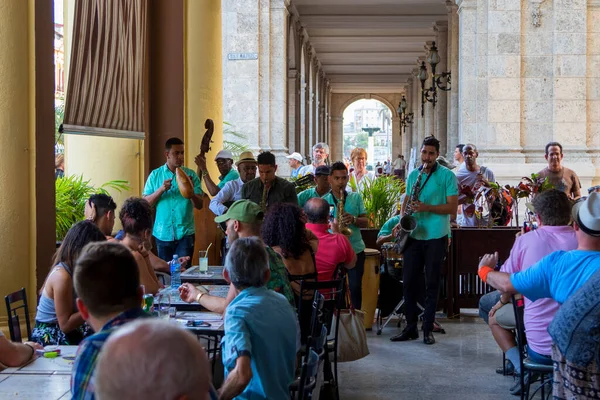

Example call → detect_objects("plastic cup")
198 251 208 275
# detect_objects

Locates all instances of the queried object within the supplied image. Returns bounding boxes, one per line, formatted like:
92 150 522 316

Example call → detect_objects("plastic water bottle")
170 255 181 288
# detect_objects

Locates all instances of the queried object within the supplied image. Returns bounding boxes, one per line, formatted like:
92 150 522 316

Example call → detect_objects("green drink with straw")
198 243 211 275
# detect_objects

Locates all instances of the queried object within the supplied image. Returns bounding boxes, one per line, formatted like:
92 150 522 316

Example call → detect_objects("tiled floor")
337 316 540 400
0 374 70 399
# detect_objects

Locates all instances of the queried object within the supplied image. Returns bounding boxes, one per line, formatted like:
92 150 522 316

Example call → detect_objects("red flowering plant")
504 173 554 226
460 175 513 227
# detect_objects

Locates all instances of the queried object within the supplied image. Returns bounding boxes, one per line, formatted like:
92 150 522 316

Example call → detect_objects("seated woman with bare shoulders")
262 203 318 341
31 221 106 345
118 198 162 295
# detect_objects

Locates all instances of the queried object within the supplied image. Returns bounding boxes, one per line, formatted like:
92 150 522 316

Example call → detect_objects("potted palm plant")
356 176 406 249
55 175 130 241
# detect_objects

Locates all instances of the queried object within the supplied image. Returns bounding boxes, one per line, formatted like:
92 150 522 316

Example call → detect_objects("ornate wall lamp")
419 41 451 117
397 96 414 134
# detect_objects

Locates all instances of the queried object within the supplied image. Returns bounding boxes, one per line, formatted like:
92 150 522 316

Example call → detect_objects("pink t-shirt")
305 223 355 282
500 225 578 356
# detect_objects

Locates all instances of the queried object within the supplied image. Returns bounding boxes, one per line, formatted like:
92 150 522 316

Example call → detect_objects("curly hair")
261 203 311 259
119 197 153 235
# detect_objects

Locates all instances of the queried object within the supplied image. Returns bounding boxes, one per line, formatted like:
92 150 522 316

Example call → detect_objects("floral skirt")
30 321 93 346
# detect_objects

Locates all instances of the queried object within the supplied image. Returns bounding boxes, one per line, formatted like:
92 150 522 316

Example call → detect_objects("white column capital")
456 0 477 13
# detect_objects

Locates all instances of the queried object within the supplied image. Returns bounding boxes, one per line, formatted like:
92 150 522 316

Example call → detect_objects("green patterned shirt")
265 246 295 308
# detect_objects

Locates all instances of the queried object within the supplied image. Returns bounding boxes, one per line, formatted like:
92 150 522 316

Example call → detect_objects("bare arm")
218 355 253 400
201 173 221 197
144 179 171 207
305 229 319 253
148 252 169 273
52 273 85 333
0 337 39 367
486 271 517 294
179 283 234 315
133 252 161 295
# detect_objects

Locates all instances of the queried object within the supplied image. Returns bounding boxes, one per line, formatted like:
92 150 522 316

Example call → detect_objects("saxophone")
337 189 353 236
260 179 268 212
393 163 427 253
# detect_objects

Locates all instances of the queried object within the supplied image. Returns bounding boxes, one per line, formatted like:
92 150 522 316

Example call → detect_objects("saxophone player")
391 136 458 345
323 162 368 310
241 151 297 212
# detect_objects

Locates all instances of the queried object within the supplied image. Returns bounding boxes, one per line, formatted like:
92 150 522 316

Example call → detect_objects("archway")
342 99 394 172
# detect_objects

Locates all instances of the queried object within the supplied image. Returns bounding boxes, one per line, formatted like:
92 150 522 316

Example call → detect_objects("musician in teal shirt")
143 138 204 262
323 162 368 310
391 136 458 345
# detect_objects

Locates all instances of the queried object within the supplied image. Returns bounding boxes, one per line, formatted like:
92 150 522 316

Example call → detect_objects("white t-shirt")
297 164 316 177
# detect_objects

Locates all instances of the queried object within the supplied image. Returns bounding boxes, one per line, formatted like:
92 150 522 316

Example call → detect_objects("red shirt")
305 223 355 281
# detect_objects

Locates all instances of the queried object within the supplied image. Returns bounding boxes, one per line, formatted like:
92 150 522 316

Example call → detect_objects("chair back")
511 294 527 368
308 291 325 340
5 288 32 342
297 349 320 400
299 278 345 336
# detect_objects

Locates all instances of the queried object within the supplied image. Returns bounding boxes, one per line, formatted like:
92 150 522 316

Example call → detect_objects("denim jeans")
527 345 552 365
155 234 195 262
479 290 501 324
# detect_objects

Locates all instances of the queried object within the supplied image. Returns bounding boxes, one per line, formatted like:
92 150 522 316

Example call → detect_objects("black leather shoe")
496 360 515 375
423 332 435 345
390 328 418 342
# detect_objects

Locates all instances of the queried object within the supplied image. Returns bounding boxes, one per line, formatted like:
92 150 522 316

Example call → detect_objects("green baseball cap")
214 200 264 224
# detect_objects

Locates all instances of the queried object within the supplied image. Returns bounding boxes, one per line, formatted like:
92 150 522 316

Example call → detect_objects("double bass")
176 119 214 198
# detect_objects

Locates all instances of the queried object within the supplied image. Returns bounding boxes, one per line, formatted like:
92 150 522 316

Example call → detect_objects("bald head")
304 197 330 224
95 320 211 400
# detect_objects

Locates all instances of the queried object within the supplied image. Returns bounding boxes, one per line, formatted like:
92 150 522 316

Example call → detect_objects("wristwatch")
352 216 357 225
201 170 209 177
195 292 204 303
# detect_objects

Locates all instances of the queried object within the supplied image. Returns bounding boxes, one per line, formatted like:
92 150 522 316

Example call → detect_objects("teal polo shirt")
218 168 240 189
405 163 458 240
323 192 366 254
378 215 400 238
142 164 202 241
298 187 325 208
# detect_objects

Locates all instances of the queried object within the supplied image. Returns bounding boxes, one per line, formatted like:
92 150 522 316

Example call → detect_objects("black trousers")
402 236 447 333
348 251 365 310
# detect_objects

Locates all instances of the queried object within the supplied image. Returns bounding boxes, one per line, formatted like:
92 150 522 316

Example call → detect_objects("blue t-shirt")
511 250 600 304
222 286 297 400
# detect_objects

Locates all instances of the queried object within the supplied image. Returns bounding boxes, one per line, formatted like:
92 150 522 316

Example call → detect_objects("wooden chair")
5 288 32 342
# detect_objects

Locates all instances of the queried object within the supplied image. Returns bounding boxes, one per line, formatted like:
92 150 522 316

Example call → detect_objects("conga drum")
361 248 381 330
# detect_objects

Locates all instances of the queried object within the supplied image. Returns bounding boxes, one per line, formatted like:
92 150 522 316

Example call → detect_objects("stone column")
588 0 600 186
0 0 36 311
403 80 414 159
287 69 298 153
267 0 289 169
456 0 479 146
330 116 344 162
446 1 459 159
423 48 435 141
305 49 314 157
392 115 402 160
312 59 319 146
411 68 420 166
434 22 449 156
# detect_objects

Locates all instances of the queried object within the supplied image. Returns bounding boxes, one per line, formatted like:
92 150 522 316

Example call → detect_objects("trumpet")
260 179 268 212
338 189 353 236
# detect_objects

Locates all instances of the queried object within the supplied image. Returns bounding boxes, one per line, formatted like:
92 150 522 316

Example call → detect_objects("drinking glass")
156 293 171 320
198 250 209 275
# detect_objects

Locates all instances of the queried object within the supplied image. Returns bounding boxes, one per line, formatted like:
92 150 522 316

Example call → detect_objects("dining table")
181 266 227 285
0 345 78 400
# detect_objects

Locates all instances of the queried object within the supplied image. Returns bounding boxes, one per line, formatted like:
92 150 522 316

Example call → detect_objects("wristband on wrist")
195 292 204 303
478 266 494 283
25 343 35 358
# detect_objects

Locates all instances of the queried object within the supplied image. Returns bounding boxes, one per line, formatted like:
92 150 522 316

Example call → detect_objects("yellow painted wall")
185 0 223 183
62 0 142 228
0 0 35 320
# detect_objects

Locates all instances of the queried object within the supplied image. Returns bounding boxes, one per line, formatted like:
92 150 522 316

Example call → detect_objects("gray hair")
225 237 269 289
313 142 330 154
95 320 211 400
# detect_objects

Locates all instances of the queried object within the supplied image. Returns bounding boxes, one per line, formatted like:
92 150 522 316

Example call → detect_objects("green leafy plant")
223 121 249 159
359 176 406 229
55 175 130 240
504 173 554 226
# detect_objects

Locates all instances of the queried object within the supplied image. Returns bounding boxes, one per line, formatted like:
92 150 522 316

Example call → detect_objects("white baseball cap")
214 150 234 161
286 152 303 162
